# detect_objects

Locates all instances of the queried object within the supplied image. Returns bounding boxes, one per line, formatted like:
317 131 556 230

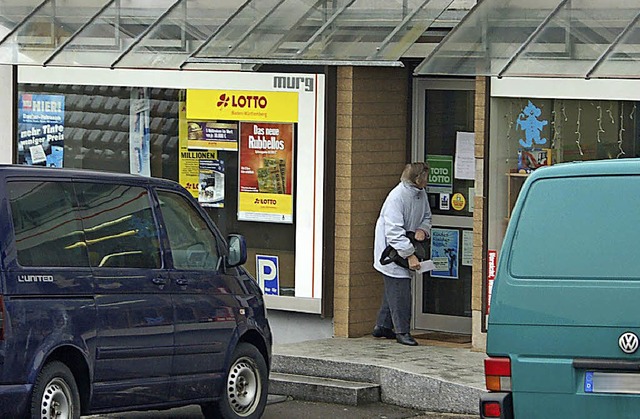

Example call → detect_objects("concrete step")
271 352 483 414
269 372 380 406
272 354 379 383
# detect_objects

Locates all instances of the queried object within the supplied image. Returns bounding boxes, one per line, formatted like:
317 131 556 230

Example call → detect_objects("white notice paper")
455 131 475 180
417 260 436 274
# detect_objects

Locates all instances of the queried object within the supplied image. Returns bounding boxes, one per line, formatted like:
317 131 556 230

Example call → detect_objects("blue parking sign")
256 255 279 295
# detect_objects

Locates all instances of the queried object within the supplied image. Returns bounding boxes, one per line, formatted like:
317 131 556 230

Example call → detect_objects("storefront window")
489 97 640 251
16 83 297 296
499 98 639 172
18 84 179 178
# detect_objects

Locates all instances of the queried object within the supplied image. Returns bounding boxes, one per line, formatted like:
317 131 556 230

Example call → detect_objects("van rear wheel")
30 361 80 419
201 343 268 419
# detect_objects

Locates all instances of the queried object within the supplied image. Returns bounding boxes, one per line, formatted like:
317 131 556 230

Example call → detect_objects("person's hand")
407 254 420 270
414 229 427 242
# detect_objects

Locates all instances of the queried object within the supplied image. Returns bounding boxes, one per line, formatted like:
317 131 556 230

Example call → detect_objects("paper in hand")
417 260 436 274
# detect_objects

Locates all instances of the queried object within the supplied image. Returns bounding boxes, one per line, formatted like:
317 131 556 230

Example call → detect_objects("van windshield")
509 175 640 279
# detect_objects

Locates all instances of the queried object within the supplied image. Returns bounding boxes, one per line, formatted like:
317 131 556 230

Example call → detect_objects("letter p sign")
256 255 279 296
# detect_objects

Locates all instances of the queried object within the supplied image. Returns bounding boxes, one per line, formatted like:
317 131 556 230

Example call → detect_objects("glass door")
412 78 475 334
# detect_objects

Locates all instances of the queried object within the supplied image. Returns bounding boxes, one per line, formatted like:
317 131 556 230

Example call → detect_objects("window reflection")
76 183 162 269
157 190 218 270
9 181 89 267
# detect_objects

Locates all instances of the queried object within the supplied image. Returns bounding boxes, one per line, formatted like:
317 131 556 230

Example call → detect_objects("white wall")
0 65 14 163
267 310 333 345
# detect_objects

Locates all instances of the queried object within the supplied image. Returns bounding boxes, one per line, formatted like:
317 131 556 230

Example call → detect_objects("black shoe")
372 325 396 339
396 333 418 346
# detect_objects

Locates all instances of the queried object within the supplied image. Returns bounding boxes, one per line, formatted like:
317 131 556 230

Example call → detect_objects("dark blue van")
0 165 271 419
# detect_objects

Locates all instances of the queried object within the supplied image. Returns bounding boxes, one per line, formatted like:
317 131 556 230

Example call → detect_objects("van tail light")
485 357 511 392
482 401 502 417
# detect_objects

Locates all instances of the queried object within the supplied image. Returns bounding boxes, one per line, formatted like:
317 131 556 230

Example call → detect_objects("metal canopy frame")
585 8 640 79
496 0 570 78
0 0 457 69
416 0 640 79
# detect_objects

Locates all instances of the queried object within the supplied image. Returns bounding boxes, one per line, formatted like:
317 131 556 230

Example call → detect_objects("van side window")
8 181 90 267
76 183 162 269
157 190 219 270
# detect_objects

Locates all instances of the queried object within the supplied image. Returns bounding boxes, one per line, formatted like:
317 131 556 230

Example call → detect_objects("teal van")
481 159 640 419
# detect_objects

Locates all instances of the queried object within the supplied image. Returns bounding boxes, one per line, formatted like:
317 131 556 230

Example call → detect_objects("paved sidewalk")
272 335 487 414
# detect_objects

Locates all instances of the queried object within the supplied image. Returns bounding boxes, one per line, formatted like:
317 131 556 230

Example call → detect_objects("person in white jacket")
372 162 432 346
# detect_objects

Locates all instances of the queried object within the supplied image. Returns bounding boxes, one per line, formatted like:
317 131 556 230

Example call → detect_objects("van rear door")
488 173 640 418
3 179 95 384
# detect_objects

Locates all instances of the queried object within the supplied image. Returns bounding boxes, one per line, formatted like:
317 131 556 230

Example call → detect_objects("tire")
201 343 268 419
30 361 81 419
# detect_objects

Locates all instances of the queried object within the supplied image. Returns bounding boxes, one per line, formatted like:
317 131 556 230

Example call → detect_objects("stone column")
333 66 409 337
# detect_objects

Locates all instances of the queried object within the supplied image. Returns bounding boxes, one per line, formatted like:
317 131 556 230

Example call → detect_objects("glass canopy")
416 0 640 79
0 0 456 69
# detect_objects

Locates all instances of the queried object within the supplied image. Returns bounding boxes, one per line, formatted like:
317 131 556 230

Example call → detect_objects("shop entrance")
412 78 475 335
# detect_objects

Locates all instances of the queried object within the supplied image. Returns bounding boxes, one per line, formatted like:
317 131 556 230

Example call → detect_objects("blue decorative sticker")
584 371 594 393
516 100 548 148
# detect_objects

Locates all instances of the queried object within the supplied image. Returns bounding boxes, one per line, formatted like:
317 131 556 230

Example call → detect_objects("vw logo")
619 332 639 354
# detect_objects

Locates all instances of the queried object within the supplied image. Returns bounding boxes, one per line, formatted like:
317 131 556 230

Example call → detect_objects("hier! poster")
18 94 65 167
238 122 294 223
430 228 460 279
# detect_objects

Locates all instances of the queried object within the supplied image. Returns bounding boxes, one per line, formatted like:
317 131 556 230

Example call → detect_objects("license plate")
585 371 640 394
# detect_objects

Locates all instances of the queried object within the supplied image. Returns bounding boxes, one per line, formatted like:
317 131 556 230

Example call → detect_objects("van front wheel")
201 343 268 419
30 361 80 419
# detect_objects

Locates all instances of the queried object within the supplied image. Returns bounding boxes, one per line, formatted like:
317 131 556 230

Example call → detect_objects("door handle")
152 277 167 286
175 278 188 286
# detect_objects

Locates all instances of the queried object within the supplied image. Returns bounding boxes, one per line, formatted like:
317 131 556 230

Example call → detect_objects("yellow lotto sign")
187 90 299 123
239 192 293 214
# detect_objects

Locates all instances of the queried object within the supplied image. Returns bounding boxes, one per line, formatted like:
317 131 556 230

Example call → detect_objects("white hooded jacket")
373 180 432 279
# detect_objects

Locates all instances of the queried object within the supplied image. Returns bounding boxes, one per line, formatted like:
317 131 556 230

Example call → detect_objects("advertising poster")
462 229 473 266
427 155 453 194
129 88 151 176
18 93 65 167
238 122 294 223
430 228 460 279
178 99 223 202
487 250 497 316
187 121 238 151
198 159 225 208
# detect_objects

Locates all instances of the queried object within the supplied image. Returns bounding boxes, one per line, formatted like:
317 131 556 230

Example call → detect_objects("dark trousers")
375 274 412 334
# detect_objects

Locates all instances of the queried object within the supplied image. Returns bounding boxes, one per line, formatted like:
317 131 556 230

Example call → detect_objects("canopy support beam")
585 8 640 79
43 0 117 66
498 0 569 78
110 0 184 69
0 0 50 47
179 0 254 69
